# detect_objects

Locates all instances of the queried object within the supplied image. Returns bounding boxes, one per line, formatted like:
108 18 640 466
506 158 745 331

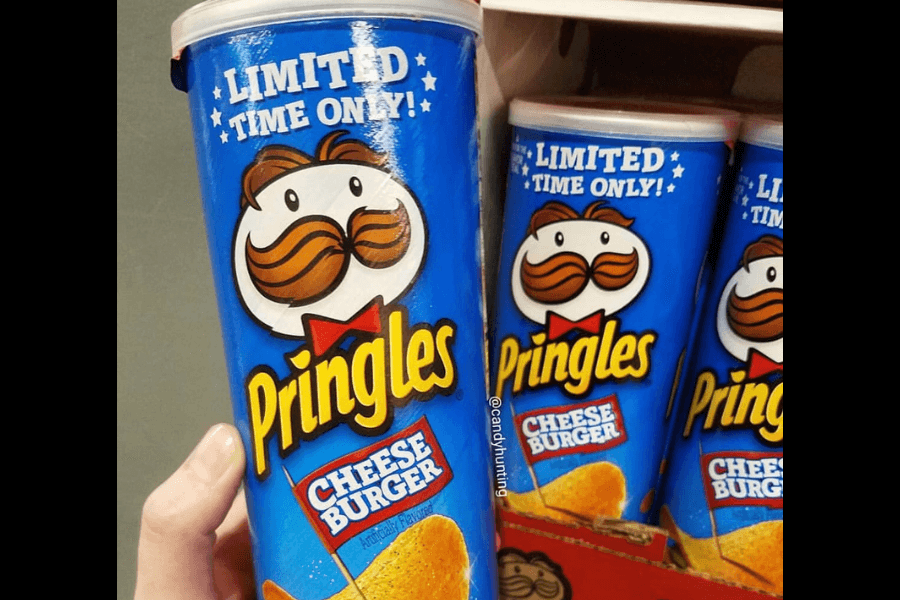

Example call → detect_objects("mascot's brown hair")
527 200 634 237
240 130 387 210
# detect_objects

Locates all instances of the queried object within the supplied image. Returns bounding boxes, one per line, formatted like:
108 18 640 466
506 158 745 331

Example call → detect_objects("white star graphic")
219 130 229 144
210 107 222 127
213 86 222 100
673 164 685 178
420 99 431 112
521 163 529 176
524 180 530 189
742 195 750 206
527 150 533 159
742 211 749 220
670 151 680 162
422 71 437 91
667 183 676 193
415 53 426 66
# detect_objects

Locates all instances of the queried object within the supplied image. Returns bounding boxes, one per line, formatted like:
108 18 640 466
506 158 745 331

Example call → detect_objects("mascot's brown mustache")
520 249 639 304
498 572 562 599
245 203 411 306
726 287 783 342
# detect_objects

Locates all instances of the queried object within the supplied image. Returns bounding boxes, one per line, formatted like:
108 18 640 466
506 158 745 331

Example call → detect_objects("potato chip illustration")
262 580 297 600
505 462 626 523
262 515 469 600
660 507 783 595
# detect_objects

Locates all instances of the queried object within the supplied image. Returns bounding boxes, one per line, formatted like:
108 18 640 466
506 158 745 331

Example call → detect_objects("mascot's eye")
349 176 363 197
767 266 777 282
284 189 299 211
537 570 544 578
514 566 521 574
554 231 564 246
601 231 610 244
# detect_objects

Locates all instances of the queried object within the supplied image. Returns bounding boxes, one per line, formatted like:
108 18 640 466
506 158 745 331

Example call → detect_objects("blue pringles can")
170 2 497 599
658 115 782 595
490 96 738 525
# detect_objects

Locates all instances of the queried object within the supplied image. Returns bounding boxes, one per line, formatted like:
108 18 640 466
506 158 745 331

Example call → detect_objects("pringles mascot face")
510 201 651 326
716 235 783 365
497 548 572 600
232 131 426 339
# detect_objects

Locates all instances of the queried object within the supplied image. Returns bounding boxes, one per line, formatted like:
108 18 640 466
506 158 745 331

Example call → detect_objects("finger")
213 488 256 600
135 424 245 600
216 486 249 543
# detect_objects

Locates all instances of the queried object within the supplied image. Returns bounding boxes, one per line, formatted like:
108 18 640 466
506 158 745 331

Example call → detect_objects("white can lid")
171 0 482 58
739 114 783 150
509 96 741 142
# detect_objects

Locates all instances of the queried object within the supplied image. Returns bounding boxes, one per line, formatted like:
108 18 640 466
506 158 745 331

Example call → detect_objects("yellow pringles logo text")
682 368 783 444
246 308 457 480
493 318 656 398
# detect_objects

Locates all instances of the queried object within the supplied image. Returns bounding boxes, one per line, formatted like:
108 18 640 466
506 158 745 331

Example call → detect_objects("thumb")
135 424 245 600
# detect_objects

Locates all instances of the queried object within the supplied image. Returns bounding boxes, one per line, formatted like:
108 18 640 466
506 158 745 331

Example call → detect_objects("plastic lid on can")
509 96 742 142
171 0 482 58
739 114 783 150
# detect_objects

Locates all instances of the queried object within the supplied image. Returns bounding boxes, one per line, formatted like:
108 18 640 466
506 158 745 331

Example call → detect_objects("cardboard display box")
497 506 780 599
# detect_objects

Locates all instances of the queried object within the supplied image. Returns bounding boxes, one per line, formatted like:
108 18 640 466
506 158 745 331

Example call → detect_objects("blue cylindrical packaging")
657 115 783 596
170 2 497 599
489 96 738 525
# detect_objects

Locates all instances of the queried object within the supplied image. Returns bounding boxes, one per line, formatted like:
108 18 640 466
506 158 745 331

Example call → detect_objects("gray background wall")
118 1 233 597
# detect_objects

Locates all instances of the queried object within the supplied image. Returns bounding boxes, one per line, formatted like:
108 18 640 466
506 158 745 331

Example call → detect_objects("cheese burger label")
514 395 628 463
294 417 453 551
700 451 783 510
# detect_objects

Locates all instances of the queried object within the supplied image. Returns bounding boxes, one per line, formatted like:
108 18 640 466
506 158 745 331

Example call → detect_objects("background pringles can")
490 96 738 525
658 116 782 595
170 2 497 599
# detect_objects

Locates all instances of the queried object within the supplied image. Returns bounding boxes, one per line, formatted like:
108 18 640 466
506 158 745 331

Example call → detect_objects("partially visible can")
170 2 497 599
658 116 783 595
489 96 738 525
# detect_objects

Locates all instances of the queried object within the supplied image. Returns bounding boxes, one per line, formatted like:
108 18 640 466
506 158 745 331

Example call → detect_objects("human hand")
134 424 256 600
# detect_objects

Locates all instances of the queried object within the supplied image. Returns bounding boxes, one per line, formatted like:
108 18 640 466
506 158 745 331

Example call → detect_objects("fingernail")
189 425 239 484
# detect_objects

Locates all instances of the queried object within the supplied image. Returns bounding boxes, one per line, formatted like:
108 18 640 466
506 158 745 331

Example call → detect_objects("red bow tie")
305 298 383 356
747 349 783 379
546 311 604 340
